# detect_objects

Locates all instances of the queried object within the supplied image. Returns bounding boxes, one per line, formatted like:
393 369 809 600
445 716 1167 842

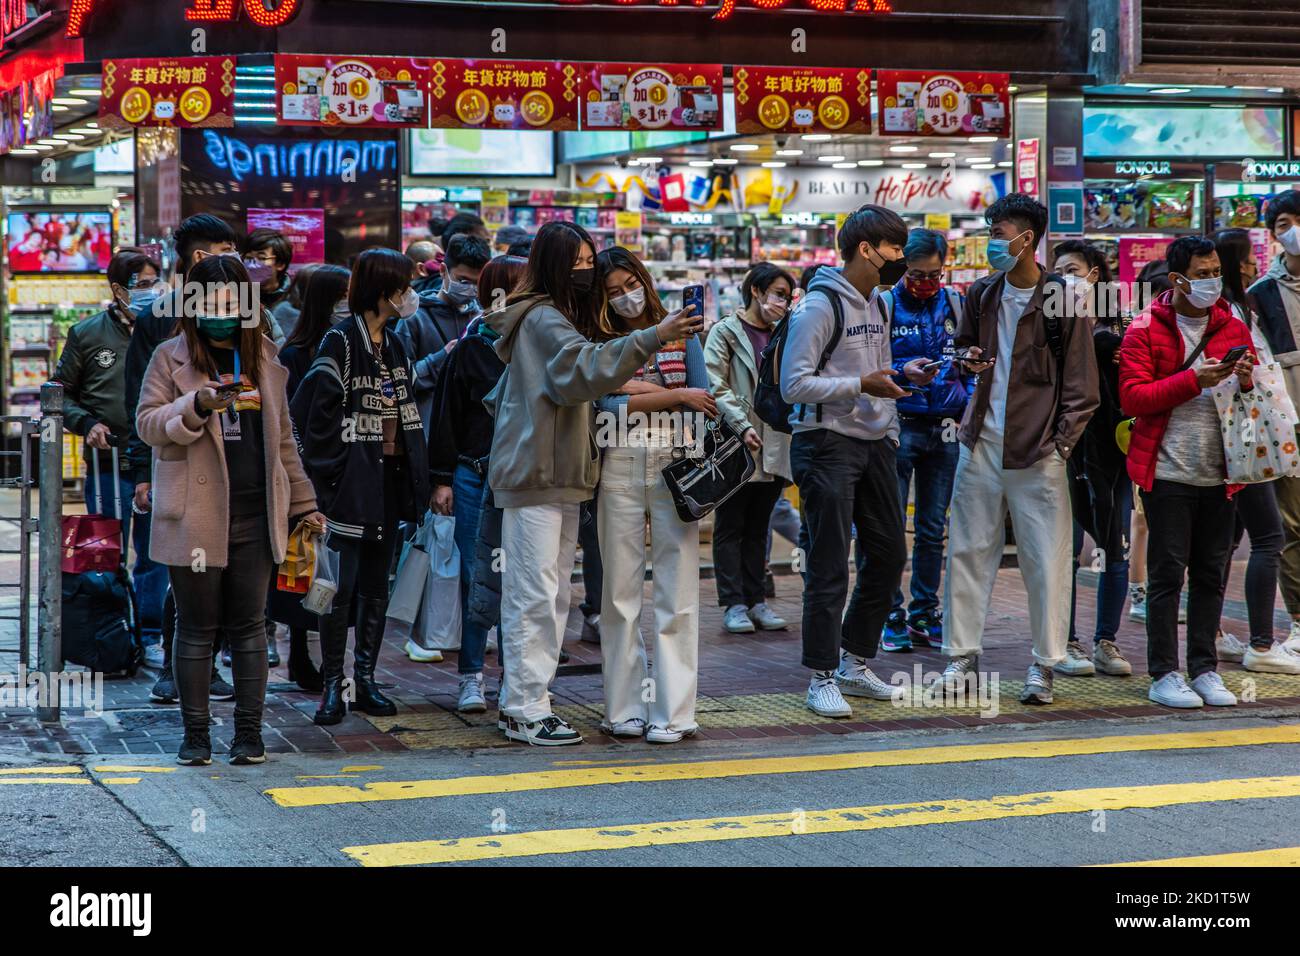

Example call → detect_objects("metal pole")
37 382 63 724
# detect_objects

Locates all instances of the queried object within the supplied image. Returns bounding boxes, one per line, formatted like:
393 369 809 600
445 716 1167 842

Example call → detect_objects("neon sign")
370 0 892 22
201 129 398 181
67 0 302 39
0 0 30 52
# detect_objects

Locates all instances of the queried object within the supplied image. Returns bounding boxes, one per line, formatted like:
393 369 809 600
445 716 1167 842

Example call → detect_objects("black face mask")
571 267 595 293
867 245 908 287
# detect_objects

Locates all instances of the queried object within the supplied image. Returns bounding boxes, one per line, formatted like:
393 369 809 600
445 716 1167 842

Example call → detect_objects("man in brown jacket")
935 194 1099 705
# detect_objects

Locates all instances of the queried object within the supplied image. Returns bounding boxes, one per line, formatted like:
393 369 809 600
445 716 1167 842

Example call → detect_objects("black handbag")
660 418 756 522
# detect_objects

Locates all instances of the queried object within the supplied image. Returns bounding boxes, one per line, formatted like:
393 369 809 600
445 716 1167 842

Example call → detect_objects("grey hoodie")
780 265 899 442
485 296 661 508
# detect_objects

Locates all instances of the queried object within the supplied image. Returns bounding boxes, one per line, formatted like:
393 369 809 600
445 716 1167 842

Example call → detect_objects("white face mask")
389 288 419 320
1063 273 1093 312
332 300 351 319
1182 276 1223 309
1279 225 1300 257
610 286 647 319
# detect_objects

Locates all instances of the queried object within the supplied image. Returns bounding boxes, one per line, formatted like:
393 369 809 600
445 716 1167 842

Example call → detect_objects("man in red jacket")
1119 236 1255 709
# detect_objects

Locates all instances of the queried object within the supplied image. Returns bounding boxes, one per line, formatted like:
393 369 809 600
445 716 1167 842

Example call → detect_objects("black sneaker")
150 673 177 703
177 728 212 766
504 714 582 746
229 730 266 765
210 668 235 701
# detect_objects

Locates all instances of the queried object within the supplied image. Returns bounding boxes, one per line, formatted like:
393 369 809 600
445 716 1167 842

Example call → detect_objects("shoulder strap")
944 287 962 324
879 290 894 329
1178 325 1214 373
1043 280 1065 366
816 288 845 372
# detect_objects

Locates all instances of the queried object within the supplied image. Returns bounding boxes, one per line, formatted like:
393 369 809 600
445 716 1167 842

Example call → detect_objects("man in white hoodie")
781 203 938 717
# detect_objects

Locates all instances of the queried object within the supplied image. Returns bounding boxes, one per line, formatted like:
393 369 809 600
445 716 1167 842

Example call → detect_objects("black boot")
351 596 397 716
266 619 281 667
314 600 350 726
288 626 323 692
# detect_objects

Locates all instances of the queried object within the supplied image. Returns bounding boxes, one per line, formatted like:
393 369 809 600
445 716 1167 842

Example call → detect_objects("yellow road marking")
0 766 82 775
342 774 1300 866
267 724 1300 808
1101 847 1300 867
91 765 175 774
340 765 383 774
0 778 90 786
100 777 141 785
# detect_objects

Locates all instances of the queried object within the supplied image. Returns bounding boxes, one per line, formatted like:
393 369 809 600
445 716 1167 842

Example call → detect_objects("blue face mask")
987 231 1029 273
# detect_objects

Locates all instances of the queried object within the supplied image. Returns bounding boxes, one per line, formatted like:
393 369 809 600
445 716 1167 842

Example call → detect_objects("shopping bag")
277 520 316 593
1213 362 1300 484
387 515 433 627
412 513 461 651
62 447 123 573
301 538 341 616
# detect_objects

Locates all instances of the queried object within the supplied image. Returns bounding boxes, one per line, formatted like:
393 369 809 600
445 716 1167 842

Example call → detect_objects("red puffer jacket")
1119 290 1252 497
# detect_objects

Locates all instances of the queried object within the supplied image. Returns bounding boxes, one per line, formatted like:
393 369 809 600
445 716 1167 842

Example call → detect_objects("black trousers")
1141 480 1237 680
578 496 602 618
168 511 273 731
330 457 404 608
1221 480 1284 648
713 478 785 608
790 429 906 671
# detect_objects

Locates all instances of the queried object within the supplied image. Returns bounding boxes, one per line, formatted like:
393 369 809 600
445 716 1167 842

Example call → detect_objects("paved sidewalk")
4 548 1300 757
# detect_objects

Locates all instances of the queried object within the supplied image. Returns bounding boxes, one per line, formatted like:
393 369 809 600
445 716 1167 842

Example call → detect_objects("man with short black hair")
243 227 293 311
441 212 491 246
781 203 934 717
937 194 1099 705
494 224 531 256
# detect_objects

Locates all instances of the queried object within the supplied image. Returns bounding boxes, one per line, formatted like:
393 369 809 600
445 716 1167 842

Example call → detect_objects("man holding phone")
1119 235 1255 709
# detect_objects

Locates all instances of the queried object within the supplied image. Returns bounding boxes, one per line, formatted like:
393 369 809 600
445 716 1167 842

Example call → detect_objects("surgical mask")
610 287 647 319
760 296 788 324
867 245 908 286
389 288 419 319
1181 276 1223 310
443 277 479 305
1063 274 1093 315
571 268 595 293
332 300 351 320
987 231 1029 272
1279 225 1300 257
129 286 162 310
243 258 275 284
197 314 241 341
905 276 942 300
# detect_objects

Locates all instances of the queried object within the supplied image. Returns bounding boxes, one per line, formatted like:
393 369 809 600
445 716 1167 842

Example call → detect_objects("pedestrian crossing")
256 722 1300 866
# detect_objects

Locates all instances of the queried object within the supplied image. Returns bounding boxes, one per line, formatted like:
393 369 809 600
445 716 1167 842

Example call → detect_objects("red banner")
876 70 1009 138
99 56 235 129
579 63 724 131
733 66 871 135
429 59 579 131
276 54 430 128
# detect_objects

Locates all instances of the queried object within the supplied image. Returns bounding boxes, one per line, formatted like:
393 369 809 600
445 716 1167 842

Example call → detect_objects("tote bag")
1213 362 1300 484
412 513 461 651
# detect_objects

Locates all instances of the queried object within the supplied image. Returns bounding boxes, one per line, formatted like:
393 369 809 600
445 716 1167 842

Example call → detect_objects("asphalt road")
4 713 1300 868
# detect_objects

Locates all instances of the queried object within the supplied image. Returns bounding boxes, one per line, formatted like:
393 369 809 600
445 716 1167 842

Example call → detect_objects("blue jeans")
86 464 166 643
452 463 490 675
891 417 959 621
1069 463 1133 645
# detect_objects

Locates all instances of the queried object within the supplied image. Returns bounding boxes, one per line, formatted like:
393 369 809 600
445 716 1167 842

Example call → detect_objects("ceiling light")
901 162 927 169
7 148 37 155
83 121 98 128
889 144 919 153
688 159 714 167
51 105 69 112
971 163 996 169
36 139 63 146
1150 87 1191 94
633 156 662 164
27 143 53 151
929 151 956 158
968 135 998 143
762 161 787 168
858 159 884 167
69 127 102 135
54 133 85 141
818 155 846 162
51 97 87 106
714 157 739 165
964 156 991 164
730 143 760 152
997 160 1012 167
68 87 102 97
1008 85 1019 93
801 133 832 142
833 162 857 169
775 148 803 156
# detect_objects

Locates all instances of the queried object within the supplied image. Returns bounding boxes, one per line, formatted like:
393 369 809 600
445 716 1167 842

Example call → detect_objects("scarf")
633 339 686 388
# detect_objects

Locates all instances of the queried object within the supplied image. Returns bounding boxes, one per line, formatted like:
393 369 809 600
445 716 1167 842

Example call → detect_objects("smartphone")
921 360 944 372
214 382 243 403
682 284 705 321
1220 345 1249 365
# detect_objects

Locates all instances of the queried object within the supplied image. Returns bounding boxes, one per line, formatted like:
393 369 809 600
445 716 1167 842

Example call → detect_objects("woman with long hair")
485 222 702 745
136 256 324 765
429 254 527 712
291 248 431 725
592 247 714 742
1211 228 1296 673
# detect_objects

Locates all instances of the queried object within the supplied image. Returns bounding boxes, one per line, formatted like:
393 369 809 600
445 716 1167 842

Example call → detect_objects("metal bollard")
37 382 63 724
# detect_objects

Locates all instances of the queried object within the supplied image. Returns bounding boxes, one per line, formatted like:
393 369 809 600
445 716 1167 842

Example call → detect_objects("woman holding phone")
137 256 324 766
593 247 714 742
485 222 703 746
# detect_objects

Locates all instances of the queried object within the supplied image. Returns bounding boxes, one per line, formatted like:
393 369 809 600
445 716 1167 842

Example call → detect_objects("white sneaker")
1093 639 1133 676
142 643 166 670
504 714 583 746
646 724 697 744
929 654 979 697
834 658 895 700
1283 620 1300 654
747 602 787 631
599 717 646 738
580 614 601 644
1149 672 1204 709
724 604 756 633
405 639 442 663
1216 632 1248 663
1053 642 1096 676
806 675 852 717
1128 584 1147 623
1191 671 1237 706
1242 642 1300 674
457 673 487 713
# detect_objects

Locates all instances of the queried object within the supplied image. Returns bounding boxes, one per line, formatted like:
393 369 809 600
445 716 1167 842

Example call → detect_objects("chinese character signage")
100 57 235 129
276 55 430 128
733 66 871 135
579 63 723 131
430 59 579 131
877 70 1009 137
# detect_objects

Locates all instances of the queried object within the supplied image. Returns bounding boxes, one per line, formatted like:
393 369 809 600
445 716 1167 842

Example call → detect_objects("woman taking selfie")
705 262 795 635
137 256 323 766
486 222 703 746
291 248 431 726
593 247 714 743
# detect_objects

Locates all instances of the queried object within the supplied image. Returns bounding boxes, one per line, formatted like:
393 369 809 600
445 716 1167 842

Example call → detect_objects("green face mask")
197 315 241 342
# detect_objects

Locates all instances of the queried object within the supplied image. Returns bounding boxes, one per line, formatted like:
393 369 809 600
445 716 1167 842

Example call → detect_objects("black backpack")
62 568 139 675
754 288 845 434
